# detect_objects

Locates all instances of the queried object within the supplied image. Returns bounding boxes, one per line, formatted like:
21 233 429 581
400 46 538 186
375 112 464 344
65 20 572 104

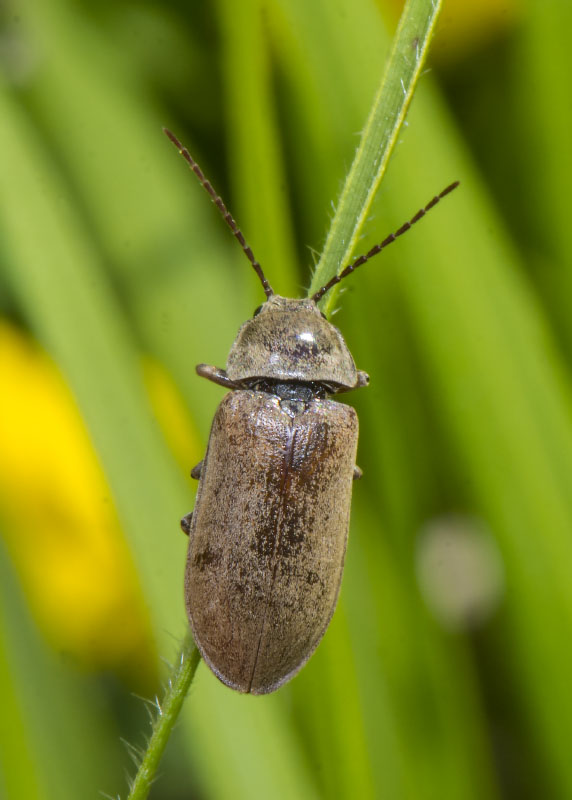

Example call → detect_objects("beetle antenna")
164 128 274 299
312 181 459 303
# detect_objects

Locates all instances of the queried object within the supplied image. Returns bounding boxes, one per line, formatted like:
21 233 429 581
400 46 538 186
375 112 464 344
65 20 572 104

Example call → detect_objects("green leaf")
308 0 443 314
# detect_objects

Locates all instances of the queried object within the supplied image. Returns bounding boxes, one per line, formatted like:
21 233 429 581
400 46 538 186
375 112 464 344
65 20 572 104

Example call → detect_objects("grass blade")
308 0 443 314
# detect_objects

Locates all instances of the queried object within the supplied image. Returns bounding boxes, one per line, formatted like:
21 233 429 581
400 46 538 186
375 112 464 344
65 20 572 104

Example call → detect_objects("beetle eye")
253 305 263 317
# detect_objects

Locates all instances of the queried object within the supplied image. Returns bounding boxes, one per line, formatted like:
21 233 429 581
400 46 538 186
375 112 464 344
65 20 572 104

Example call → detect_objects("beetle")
165 128 458 694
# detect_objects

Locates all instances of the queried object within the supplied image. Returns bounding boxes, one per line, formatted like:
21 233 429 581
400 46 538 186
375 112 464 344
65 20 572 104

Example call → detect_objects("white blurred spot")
416 515 504 632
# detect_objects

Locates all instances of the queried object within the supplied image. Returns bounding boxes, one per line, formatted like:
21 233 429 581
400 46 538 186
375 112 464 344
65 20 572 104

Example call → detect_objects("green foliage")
1 0 572 798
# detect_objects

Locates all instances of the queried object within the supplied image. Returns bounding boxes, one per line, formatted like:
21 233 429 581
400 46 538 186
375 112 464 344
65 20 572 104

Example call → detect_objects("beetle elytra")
166 128 458 694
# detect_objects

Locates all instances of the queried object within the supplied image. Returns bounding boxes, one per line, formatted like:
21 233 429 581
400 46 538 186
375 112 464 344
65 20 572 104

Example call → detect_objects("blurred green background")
1 0 572 798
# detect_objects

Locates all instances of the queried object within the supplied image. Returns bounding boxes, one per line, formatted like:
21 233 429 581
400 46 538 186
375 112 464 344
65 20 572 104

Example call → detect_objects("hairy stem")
125 634 200 800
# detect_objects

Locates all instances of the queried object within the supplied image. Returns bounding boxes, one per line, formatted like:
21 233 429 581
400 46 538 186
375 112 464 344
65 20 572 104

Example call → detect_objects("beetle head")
226 296 358 389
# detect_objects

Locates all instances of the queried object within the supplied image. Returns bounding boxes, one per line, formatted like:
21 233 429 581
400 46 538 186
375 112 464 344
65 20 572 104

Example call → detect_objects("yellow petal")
0 321 156 687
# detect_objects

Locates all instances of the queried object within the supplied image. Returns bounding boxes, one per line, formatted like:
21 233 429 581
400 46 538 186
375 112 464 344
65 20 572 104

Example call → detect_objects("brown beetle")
166 128 458 694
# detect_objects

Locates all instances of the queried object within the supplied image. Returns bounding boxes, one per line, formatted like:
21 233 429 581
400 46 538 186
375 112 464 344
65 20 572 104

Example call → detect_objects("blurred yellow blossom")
0 320 157 685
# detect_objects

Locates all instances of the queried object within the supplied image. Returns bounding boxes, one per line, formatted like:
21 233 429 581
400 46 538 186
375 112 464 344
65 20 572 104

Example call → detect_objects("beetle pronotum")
166 128 458 694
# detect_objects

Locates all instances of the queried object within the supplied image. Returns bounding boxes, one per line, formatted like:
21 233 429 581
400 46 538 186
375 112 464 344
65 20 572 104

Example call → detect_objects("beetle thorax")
226 296 358 389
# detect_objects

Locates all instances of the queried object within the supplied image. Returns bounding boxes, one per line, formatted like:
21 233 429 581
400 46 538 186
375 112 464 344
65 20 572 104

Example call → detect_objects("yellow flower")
0 321 159 686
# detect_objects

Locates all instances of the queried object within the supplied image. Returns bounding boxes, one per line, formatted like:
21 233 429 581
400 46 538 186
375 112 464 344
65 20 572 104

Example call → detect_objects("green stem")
308 0 443 315
125 634 200 800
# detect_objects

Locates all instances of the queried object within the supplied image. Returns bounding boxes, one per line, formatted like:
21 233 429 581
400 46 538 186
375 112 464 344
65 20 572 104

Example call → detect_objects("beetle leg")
180 512 193 536
190 460 204 480
353 466 363 480
196 363 241 389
